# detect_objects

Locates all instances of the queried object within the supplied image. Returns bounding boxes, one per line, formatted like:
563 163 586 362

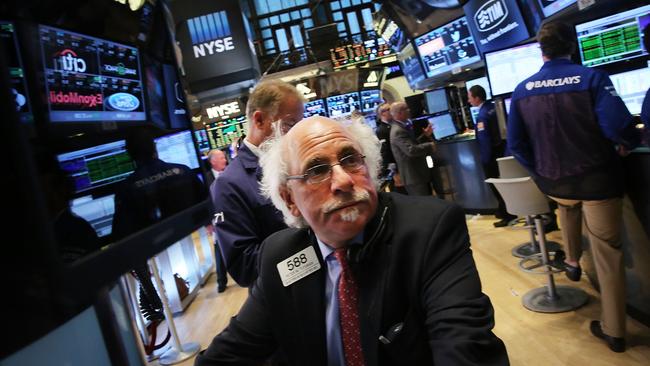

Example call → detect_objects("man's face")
467 92 481 107
378 106 392 122
210 151 227 172
265 95 305 138
393 105 410 122
282 118 378 247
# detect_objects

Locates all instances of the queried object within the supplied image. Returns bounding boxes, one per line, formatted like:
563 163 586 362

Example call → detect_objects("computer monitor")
303 99 327 118
39 24 146 123
428 113 458 140
1 21 32 123
70 194 116 238
609 67 650 115
465 76 492 100
398 42 425 89
326 92 360 117
485 42 544 96
57 140 135 194
425 89 449 114
537 0 576 18
360 90 383 113
504 98 512 115
414 16 480 79
575 5 650 68
154 130 200 169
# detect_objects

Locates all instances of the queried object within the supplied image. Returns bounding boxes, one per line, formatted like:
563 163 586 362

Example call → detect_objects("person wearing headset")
195 116 508 366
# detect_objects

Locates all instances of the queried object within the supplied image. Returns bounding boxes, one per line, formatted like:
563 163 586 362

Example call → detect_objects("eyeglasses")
286 153 367 184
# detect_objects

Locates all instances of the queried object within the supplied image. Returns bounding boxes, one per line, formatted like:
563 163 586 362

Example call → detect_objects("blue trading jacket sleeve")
506 95 535 173
592 71 640 149
642 88 650 126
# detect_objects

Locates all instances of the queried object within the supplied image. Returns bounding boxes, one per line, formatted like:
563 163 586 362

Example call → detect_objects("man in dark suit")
389 101 436 196
195 116 508 366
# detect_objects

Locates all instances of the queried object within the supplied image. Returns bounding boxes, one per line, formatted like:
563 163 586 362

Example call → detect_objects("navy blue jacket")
507 59 639 200
210 144 287 287
474 101 503 165
642 88 650 143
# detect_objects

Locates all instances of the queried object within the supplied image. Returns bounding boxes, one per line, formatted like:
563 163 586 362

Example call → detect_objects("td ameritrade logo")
525 76 581 90
187 11 235 59
54 49 87 73
50 91 103 107
474 0 509 32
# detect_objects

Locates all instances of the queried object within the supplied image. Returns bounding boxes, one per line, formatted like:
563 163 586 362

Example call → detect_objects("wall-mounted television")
465 76 492 100
154 130 200 169
39 25 146 123
575 5 650 68
537 0 576 18
428 112 458 140
360 89 383 113
398 42 426 90
1 21 32 123
425 88 449 115
609 67 650 115
303 99 328 118
414 17 481 79
485 42 544 96
463 0 531 54
326 92 360 117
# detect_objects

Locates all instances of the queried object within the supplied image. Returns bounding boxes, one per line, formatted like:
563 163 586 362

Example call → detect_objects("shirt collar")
316 233 364 261
243 138 262 158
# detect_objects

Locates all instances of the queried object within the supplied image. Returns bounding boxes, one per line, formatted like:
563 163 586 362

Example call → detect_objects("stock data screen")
485 42 544 96
330 37 392 69
206 115 247 150
154 130 200 169
326 92 360 118
575 5 650 68
304 99 328 118
610 67 650 115
414 17 480 79
39 25 146 122
1 21 31 122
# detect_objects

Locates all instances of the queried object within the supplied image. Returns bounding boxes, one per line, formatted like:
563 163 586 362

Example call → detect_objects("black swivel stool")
496 156 562 258
486 177 588 313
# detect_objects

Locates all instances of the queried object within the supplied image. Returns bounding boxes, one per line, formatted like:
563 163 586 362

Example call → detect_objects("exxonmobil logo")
50 91 103 107
187 10 235 59
54 49 87 73
474 0 509 32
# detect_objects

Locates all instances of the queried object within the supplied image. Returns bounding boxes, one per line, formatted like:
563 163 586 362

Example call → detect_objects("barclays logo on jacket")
525 76 581 90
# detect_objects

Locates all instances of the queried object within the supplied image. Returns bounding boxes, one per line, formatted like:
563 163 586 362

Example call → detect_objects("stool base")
522 285 589 313
512 241 561 258
159 342 200 365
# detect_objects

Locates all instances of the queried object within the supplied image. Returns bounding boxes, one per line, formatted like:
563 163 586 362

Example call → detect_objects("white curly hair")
259 116 382 228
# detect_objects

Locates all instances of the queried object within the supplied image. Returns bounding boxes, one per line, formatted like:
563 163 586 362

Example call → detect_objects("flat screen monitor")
1 21 32 123
575 5 650 68
609 67 650 115
194 129 210 156
206 115 247 150
414 16 481 79
398 43 425 89
465 76 492 100
154 130 200 169
326 92 360 118
463 0 531 54
537 0 576 18
429 113 457 140
360 89 383 113
303 99 327 118
57 140 135 194
70 194 116 238
425 89 449 114
485 42 544 96
504 97 512 114
39 25 146 123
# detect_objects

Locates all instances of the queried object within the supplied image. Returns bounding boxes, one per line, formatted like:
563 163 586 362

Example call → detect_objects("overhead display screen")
537 0 576 18
206 115 247 150
609 67 650 115
326 92 360 118
414 17 481 79
330 37 393 69
303 99 328 118
485 42 544 96
39 25 146 123
575 5 650 68
1 21 32 123
360 89 383 113
154 130 200 169
463 0 531 54
425 88 449 114
398 43 426 89
465 76 492 100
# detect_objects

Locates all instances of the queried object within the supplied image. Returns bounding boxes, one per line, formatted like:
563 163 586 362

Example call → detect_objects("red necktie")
334 248 366 366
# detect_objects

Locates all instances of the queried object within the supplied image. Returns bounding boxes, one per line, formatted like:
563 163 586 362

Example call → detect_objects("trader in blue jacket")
507 21 639 353
210 80 304 287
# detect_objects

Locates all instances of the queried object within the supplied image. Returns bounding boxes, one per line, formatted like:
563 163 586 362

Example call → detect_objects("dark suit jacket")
389 121 435 187
195 193 508 366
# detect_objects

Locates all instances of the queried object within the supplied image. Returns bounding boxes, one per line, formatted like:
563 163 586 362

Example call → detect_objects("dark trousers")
214 242 228 289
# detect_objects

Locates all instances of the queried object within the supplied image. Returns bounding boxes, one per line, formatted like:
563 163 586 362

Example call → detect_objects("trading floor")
155 214 650 366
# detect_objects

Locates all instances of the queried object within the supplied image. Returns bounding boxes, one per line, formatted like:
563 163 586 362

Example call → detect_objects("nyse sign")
206 100 241 120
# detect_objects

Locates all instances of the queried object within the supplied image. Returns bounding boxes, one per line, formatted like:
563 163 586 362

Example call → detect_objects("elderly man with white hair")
196 116 508 366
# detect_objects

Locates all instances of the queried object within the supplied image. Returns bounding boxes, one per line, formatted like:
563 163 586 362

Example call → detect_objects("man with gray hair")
210 79 304 287
196 116 508 366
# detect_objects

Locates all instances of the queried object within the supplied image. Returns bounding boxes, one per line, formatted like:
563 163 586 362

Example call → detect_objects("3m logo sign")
474 0 509 32
187 11 235 58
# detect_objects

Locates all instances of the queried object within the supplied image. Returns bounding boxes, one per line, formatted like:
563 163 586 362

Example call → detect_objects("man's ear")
252 110 266 127
279 185 301 217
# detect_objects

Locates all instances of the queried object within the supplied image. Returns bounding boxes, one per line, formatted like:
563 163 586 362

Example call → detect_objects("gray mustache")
322 190 371 214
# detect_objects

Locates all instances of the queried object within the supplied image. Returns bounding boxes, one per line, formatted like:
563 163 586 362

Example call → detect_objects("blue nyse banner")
463 0 531 54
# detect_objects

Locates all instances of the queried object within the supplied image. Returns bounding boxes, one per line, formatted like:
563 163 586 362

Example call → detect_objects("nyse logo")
54 49 87 73
206 101 241 120
187 11 235 58
474 0 509 32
